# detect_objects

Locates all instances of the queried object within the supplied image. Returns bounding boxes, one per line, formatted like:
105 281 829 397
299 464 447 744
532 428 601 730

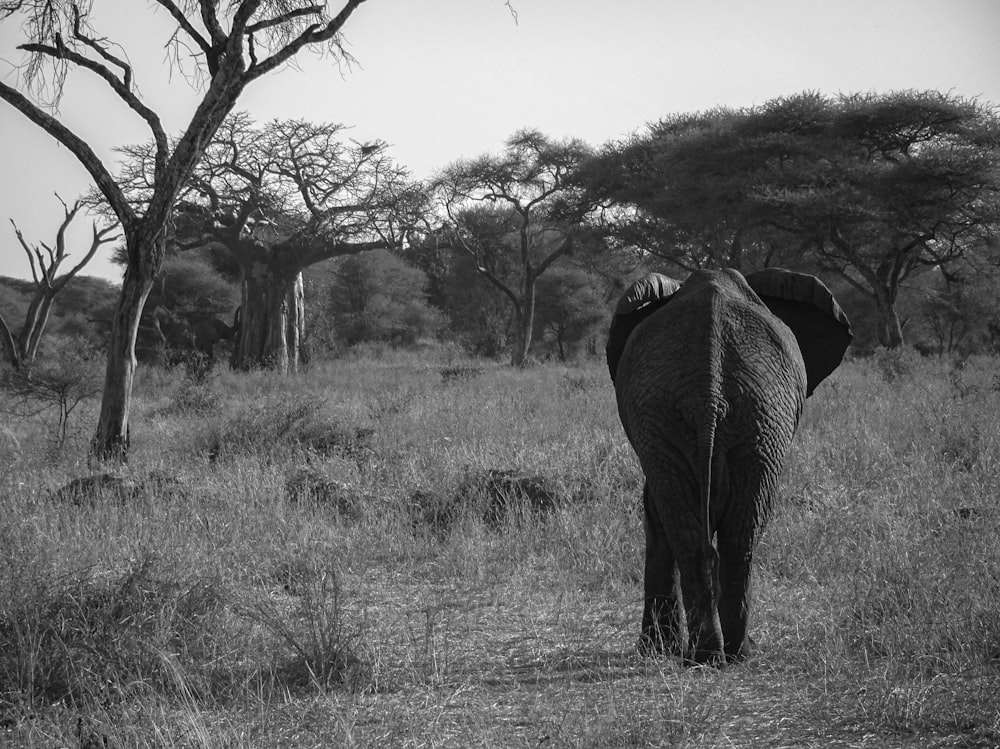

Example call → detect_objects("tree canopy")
584 91 1000 347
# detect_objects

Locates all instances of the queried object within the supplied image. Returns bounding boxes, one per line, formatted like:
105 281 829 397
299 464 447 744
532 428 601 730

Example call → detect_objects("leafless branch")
16 25 168 163
71 5 132 90
247 4 324 34
0 79 133 227
245 0 367 80
151 0 213 58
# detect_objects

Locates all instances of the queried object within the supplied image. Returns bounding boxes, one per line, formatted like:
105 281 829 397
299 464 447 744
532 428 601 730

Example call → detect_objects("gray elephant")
607 268 852 664
139 306 240 369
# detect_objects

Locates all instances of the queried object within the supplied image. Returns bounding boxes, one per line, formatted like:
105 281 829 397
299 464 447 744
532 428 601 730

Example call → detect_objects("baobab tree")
0 0 374 461
0 197 117 369
116 113 423 372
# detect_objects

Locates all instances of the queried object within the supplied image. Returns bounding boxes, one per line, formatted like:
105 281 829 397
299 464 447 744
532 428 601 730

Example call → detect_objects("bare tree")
435 130 593 366
0 0 374 460
0 197 117 369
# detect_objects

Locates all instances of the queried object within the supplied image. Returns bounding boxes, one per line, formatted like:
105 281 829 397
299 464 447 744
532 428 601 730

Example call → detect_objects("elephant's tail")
696 398 724 555
695 298 726 591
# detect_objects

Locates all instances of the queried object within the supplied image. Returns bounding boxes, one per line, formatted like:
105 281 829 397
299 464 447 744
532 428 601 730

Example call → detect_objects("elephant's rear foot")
636 625 683 658
681 548 726 665
686 608 726 666
689 641 726 666
639 597 684 658
724 633 756 664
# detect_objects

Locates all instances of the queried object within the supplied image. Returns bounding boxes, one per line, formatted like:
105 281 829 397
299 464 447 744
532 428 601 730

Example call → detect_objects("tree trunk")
873 285 904 349
19 291 55 364
286 273 305 372
90 230 161 461
232 267 305 373
727 229 744 271
510 274 537 367
0 290 56 369
0 317 23 369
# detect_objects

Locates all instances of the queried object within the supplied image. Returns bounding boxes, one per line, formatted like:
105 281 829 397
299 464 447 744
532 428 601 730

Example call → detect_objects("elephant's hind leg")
647 475 725 664
677 541 724 664
717 526 754 662
639 482 684 656
717 460 780 663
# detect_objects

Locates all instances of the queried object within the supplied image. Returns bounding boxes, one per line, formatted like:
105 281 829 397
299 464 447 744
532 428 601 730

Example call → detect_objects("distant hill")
0 274 120 348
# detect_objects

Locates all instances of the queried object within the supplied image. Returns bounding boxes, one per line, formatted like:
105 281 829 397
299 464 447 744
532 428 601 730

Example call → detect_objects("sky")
1 0 999 282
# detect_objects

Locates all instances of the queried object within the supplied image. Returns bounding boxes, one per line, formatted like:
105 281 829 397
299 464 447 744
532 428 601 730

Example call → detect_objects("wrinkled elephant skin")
608 268 851 664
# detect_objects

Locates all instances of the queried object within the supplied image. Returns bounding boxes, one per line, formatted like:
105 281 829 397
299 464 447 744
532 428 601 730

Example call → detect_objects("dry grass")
1 347 999 747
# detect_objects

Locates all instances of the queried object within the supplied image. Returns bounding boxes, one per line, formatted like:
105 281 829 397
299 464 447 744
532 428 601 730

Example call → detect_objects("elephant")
607 267 852 664
182 310 240 360
138 306 240 370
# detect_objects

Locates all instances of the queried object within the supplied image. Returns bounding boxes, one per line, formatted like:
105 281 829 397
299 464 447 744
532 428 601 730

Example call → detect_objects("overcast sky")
1 0 999 282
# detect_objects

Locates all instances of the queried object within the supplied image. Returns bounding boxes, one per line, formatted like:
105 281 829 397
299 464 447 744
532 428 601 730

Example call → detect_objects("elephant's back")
614 271 806 452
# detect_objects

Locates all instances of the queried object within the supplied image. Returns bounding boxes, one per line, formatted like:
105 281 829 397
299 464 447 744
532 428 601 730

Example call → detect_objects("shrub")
408 468 571 534
0 552 225 706
868 345 925 383
0 336 103 450
284 464 364 520
198 397 375 464
237 550 370 691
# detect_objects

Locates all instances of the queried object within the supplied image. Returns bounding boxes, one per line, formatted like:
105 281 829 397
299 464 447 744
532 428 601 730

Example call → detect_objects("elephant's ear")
606 273 683 383
745 268 853 396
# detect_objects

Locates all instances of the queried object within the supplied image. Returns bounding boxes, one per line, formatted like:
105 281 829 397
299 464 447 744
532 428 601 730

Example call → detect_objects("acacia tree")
760 92 1000 348
117 114 422 372
0 0 372 460
435 129 593 366
405 228 516 355
533 264 608 361
586 91 1000 348
916 269 998 357
0 197 117 369
582 108 788 272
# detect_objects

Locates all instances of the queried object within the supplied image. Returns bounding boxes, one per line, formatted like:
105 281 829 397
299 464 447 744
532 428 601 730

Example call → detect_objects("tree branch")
52 220 120 293
532 234 573 279
71 6 131 89
10 218 42 284
244 0 368 80
198 0 228 47
152 0 213 59
247 5 324 34
0 79 134 228
18 34 167 158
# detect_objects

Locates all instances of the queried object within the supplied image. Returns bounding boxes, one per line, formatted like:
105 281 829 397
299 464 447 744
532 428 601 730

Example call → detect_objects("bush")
325 249 445 350
197 396 375 464
408 468 573 534
0 335 103 450
284 464 364 520
0 552 225 706
236 550 370 691
867 345 926 383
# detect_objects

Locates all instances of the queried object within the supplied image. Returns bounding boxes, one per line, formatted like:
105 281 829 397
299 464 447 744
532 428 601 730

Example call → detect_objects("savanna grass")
1 348 998 746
